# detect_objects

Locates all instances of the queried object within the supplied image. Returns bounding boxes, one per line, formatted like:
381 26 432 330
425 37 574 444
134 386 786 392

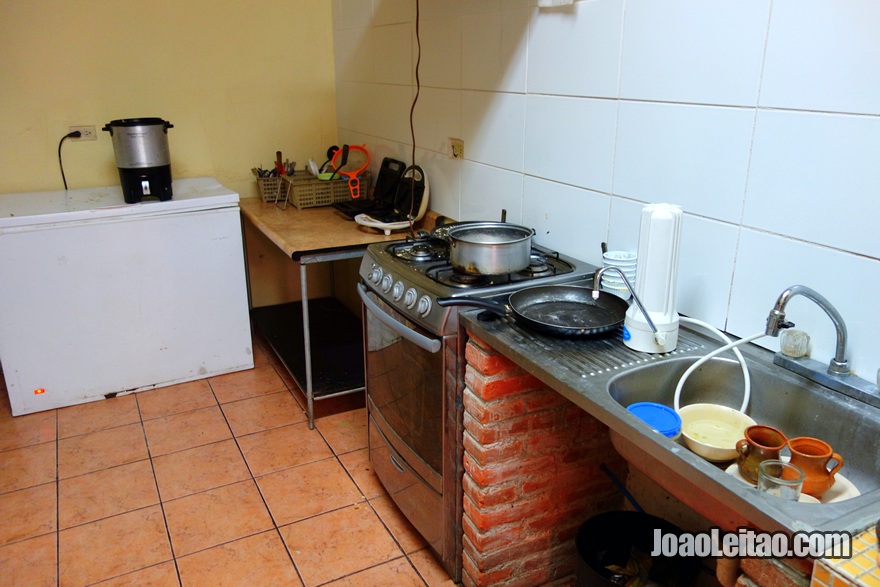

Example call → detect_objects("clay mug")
787 437 844 499
736 425 788 484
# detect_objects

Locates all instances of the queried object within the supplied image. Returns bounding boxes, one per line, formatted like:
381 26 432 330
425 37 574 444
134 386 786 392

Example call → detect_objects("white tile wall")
522 176 610 263
332 0 880 378
413 87 461 155
618 0 770 106
730 230 880 377
523 95 616 193
371 23 413 85
760 0 880 115
744 109 880 258
526 0 624 98
461 91 525 172
461 4 529 92
612 101 754 222
460 162 523 223
417 12 462 89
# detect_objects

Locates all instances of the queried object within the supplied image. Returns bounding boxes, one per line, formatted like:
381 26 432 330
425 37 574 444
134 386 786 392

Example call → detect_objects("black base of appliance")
251 298 364 397
118 165 173 203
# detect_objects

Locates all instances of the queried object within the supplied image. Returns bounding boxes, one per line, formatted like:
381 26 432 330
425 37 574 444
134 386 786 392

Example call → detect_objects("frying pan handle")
436 296 512 316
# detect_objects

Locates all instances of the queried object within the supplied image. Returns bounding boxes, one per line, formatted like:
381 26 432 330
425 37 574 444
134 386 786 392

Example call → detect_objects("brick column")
461 333 626 586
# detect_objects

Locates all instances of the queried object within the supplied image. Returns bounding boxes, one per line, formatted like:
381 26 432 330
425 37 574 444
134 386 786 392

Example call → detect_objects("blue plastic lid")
627 402 682 438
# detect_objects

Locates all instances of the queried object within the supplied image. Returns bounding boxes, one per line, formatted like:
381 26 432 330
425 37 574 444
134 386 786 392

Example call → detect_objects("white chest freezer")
0 177 254 416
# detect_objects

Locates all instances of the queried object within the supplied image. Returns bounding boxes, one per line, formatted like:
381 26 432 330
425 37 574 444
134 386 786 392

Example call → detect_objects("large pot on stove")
439 221 535 275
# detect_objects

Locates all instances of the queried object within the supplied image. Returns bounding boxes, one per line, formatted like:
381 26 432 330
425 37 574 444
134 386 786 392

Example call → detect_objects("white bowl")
603 251 637 263
601 269 636 280
677 403 756 462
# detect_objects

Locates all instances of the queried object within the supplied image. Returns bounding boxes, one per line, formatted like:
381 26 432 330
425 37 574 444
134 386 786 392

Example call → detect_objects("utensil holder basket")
259 171 372 208
257 177 289 203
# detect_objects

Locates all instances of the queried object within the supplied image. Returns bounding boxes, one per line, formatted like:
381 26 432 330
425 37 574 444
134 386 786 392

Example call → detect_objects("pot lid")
627 402 682 438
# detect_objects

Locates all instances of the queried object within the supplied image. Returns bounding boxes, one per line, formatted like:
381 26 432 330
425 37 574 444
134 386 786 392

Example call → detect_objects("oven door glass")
360 286 445 478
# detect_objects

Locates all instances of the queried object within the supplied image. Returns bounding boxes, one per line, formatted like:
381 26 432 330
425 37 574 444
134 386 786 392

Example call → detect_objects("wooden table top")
239 198 419 261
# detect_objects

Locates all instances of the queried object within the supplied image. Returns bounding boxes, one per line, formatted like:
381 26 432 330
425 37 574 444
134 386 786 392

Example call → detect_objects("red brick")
524 388 569 412
462 545 514 586
465 333 491 353
463 411 499 444
466 340 519 375
462 473 518 508
471 533 554 571
465 453 556 487
462 515 523 552
520 541 578 578
464 492 554 532
468 369 544 401
779 556 814 577
739 557 810 587
464 389 527 425
464 433 524 467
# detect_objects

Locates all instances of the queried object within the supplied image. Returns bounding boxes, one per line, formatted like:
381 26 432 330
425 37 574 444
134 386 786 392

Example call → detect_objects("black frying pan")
436 285 629 337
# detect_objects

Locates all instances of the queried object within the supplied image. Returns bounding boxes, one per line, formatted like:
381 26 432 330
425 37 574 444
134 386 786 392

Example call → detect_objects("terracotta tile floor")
0 337 455 587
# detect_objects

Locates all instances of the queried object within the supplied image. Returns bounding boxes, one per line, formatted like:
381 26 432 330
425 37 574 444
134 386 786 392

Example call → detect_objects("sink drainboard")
495 317 706 377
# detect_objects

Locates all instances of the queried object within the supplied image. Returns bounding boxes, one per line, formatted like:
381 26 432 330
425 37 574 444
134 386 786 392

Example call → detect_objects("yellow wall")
0 0 337 198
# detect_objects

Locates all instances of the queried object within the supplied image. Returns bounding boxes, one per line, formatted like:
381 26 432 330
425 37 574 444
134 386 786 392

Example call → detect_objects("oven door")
357 282 463 582
357 283 446 490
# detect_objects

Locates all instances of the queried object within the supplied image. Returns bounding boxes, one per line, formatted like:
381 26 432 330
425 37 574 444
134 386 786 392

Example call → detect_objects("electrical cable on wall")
408 0 422 236
57 130 81 190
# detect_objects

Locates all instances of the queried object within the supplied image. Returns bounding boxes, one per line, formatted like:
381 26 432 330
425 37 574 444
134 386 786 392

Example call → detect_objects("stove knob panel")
392 281 405 301
404 288 418 308
417 295 432 317
380 274 393 293
369 265 383 284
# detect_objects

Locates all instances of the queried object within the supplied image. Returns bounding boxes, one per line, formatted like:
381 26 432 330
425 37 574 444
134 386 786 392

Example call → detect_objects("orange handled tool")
331 144 370 199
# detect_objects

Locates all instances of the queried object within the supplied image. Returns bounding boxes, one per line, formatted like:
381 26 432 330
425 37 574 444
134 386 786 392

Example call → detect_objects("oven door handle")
357 283 442 354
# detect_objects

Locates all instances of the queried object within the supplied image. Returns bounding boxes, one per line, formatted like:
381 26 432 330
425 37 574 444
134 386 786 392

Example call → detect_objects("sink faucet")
766 285 879 404
765 285 849 376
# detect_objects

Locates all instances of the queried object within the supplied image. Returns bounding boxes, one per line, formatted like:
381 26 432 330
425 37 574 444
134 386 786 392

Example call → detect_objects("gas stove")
359 236 598 335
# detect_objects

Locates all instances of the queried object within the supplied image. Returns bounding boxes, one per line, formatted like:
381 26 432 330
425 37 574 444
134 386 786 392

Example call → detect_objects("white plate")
725 460 860 504
354 213 411 236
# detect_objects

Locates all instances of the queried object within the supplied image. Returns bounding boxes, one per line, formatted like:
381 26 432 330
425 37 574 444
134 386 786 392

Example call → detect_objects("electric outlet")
449 138 464 160
69 125 97 141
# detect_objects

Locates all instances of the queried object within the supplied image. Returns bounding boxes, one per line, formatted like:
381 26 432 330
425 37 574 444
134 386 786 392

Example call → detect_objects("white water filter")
624 203 682 353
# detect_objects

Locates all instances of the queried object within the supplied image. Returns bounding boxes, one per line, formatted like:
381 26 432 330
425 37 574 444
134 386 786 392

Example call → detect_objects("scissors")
330 144 370 199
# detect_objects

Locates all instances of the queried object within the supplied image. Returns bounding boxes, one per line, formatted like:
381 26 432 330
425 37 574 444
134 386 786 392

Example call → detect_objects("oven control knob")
381 274 393 293
417 295 432 317
369 266 383 284
392 281 404 301
404 288 418 308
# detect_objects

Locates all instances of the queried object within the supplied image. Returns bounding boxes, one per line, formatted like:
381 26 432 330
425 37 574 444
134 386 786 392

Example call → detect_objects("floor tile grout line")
2 352 445 585
208 375 308 587
311 418 431 587
136 394 184 586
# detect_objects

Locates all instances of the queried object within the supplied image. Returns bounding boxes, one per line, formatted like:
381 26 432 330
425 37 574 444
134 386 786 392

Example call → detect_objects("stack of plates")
601 251 637 299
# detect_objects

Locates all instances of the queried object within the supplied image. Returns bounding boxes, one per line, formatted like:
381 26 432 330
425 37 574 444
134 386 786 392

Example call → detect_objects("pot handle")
436 296 512 316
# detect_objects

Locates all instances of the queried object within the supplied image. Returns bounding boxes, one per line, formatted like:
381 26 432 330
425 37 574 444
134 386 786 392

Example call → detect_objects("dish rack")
257 171 371 209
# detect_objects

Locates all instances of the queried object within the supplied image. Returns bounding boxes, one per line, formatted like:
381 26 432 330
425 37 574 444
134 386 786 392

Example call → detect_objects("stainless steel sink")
605 347 880 536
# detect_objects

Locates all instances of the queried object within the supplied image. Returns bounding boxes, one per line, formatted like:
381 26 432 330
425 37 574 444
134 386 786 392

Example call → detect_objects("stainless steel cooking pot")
443 221 535 275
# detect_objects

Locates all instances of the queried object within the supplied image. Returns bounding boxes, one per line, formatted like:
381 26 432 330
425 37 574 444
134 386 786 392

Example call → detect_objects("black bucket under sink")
576 511 702 586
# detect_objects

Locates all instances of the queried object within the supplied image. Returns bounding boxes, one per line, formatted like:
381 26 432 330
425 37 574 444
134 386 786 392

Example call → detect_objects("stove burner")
449 272 490 286
391 239 447 263
521 254 552 277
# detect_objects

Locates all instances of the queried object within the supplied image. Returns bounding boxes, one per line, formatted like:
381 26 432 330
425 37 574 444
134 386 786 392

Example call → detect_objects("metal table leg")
300 262 315 429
